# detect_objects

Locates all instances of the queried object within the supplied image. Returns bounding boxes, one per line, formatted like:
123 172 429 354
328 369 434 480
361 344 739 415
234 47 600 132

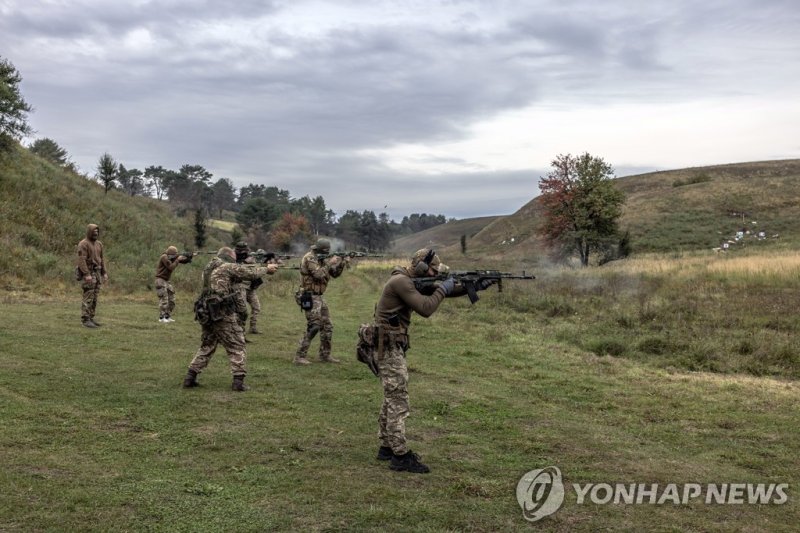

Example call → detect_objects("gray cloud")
2 0 799 219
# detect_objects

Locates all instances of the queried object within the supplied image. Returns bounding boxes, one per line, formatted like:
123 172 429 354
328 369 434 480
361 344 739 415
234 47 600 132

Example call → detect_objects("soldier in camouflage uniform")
155 245 190 323
233 242 252 334
371 248 491 473
182 247 278 391
245 249 273 335
76 223 108 328
294 238 348 365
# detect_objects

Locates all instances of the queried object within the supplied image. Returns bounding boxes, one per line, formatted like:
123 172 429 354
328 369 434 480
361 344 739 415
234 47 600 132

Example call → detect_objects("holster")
205 293 237 322
299 290 314 311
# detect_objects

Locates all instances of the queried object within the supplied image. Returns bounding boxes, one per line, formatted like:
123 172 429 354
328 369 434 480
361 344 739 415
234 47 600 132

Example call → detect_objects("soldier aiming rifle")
155 245 194 323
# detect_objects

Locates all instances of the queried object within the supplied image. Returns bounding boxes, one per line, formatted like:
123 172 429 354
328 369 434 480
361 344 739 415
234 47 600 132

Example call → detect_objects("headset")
414 249 436 276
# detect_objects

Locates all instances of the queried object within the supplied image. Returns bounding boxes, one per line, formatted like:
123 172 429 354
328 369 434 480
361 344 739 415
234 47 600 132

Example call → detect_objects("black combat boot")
82 319 98 328
183 369 199 388
376 446 394 461
232 375 249 392
390 451 430 473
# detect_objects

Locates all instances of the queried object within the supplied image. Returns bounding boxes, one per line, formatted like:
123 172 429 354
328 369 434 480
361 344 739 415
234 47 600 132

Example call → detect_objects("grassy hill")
0 143 224 295
441 159 800 262
390 216 500 255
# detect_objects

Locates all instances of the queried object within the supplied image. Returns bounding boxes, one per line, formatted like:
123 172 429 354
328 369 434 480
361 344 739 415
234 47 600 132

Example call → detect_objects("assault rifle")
249 251 296 263
250 262 300 290
413 270 535 304
173 251 217 264
317 251 384 260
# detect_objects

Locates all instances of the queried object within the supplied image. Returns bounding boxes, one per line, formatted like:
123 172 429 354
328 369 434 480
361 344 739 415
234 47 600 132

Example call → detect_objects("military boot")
232 375 249 391
320 354 341 363
389 451 430 474
376 446 394 461
82 319 98 328
293 355 312 366
183 369 199 388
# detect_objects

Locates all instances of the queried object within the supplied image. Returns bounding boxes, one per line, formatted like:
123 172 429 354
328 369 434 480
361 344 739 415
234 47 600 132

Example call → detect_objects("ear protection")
414 249 436 275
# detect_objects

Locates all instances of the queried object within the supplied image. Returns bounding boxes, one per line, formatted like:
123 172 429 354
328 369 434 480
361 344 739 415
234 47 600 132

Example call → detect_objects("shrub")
637 337 671 355
586 338 626 356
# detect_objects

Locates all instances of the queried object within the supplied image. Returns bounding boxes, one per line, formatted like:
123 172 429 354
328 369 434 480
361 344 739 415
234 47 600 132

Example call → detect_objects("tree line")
49 145 454 252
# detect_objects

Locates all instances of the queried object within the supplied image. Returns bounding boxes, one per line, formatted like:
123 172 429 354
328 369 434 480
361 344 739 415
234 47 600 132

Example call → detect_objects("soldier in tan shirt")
155 246 190 323
371 248 491 474
76 224 108 328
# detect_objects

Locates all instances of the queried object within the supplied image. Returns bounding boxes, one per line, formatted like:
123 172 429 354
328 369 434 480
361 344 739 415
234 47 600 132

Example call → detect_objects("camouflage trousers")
188 314 248 376
246 289 261 331
377 342 410 455
80 272 102 322
296 295 332 359
155 277 175 317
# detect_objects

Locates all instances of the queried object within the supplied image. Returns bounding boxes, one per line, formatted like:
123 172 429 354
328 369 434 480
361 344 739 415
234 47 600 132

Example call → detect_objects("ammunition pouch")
194 292 236 325
295 290 314 311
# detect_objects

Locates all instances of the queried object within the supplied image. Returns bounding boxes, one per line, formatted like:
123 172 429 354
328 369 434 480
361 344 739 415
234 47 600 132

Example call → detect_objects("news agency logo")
516 466 565 522
516 466 790 522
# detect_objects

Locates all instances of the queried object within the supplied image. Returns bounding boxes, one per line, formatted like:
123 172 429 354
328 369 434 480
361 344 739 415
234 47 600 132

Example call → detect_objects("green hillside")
390 215 500 255
443 159 800 261
0 143 223 295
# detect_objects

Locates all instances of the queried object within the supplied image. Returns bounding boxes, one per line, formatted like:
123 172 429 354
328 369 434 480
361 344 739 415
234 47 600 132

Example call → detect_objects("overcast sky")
3 0 799 219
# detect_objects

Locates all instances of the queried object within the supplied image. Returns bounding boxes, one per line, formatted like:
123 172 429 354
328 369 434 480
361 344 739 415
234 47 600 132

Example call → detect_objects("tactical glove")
439 277 456 296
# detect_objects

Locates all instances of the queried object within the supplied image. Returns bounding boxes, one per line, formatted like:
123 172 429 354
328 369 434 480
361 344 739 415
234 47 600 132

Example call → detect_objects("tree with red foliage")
538 153 625 266
271 212 313 252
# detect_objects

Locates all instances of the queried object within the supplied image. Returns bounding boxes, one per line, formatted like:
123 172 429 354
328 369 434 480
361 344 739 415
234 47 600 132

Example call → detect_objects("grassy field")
1 259 798 531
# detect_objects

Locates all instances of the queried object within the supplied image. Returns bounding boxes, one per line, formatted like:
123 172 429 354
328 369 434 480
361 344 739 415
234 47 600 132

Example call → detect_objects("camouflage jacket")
209 262 272 296
299 250 346 294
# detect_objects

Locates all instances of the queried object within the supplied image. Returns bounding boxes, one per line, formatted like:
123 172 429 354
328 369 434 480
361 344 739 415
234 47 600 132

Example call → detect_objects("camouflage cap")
217 246 235 261
411 248 447 273
235 241 249 252
166 245 178 255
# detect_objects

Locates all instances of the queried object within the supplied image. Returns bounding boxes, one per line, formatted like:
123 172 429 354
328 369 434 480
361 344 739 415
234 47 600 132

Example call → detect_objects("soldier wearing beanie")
182 247 278 392
76 223 108 328
155 245 190 323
